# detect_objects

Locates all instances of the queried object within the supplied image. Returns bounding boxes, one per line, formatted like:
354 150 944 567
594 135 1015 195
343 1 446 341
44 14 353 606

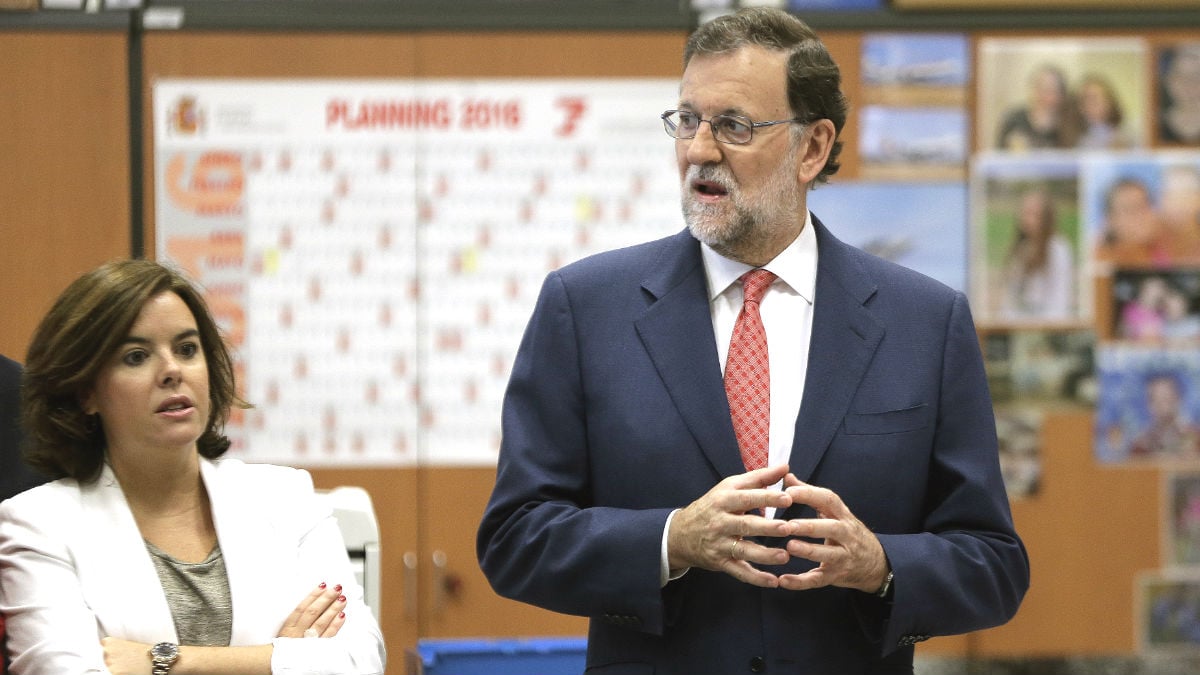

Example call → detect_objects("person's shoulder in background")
1 354 47 502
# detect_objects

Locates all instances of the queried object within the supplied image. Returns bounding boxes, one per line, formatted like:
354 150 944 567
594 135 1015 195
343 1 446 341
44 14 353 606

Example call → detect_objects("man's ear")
796 118 837 186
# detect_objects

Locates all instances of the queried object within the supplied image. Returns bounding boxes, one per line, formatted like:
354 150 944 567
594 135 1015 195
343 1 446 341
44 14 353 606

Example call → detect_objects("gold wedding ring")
729 537 741 560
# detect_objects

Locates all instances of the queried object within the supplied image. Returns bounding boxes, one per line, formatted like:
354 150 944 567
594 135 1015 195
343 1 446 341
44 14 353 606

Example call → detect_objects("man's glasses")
660 109 805 145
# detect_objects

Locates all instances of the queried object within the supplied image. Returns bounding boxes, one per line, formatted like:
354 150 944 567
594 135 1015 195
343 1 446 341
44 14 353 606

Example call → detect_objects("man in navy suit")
1 354 43 502
477 8 1028 673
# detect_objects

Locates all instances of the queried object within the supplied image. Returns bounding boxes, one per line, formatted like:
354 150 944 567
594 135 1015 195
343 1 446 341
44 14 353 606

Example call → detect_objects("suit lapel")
634 231 746 479
202 459 284 643
77 464 177 642
788 219 885 484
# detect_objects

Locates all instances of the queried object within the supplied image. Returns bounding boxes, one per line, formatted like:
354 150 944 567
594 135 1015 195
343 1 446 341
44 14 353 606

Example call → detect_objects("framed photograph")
977 37 1147 153
1095 345 1200 465
806 181 966 292
861 32 969 107
858 33 969 181
983 328 1096 407
1111 269 1200 346
1165 471 1200 567
1138 571 1200 652
1081 153 1200 268
995 405 1042 500
1157 43 1200 146
858 106 966 181
971 155 1085 324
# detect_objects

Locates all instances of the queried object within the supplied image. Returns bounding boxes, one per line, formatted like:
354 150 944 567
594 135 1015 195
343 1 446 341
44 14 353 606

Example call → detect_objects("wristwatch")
875 570 894 599
149 642 179 675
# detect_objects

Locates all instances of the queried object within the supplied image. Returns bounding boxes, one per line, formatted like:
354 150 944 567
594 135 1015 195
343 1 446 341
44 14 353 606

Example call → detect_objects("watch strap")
875 569 894 598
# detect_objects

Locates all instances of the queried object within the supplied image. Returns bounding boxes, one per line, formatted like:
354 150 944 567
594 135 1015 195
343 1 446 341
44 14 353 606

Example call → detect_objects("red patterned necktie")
725 269 775 472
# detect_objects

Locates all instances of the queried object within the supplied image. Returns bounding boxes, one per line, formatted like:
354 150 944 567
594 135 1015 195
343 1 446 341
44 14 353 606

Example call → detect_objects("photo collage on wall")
967 35 1200 652
812 32 971 293
967 36 1200 651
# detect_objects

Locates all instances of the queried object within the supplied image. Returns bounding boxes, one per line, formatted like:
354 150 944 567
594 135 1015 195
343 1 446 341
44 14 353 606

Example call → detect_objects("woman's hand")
277 582 348 638
100 637 153 675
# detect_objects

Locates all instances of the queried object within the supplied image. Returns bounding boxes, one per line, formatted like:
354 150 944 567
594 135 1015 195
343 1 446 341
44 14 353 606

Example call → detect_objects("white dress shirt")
703 213 818 478
662 213 819 583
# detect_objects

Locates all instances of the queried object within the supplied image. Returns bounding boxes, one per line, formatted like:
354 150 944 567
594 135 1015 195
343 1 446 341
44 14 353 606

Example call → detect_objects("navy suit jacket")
478 220 1029 675
1 355 43 503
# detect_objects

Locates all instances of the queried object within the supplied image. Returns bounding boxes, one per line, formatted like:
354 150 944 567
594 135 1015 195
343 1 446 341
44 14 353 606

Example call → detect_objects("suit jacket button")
749 656 766 672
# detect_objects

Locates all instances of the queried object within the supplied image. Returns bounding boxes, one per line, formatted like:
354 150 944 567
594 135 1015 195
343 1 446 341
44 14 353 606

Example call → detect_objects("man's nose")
685 122 724 165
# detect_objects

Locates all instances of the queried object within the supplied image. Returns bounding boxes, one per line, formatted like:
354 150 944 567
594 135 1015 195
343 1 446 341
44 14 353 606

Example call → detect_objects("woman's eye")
178 342 199 358
122 350 148 367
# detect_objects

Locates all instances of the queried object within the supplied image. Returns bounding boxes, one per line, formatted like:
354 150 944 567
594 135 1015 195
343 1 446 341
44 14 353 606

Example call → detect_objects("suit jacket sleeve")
870 291 1030 652
476 270 674 635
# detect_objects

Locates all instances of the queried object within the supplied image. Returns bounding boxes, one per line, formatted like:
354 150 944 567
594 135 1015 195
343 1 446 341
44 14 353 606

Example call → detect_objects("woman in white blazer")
0 260 385 675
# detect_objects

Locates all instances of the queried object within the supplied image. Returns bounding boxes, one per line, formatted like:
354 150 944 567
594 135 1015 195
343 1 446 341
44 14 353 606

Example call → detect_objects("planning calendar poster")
154 79 680 466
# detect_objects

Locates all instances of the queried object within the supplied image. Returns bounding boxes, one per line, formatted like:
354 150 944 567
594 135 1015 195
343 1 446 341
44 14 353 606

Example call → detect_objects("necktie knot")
740 269 775 307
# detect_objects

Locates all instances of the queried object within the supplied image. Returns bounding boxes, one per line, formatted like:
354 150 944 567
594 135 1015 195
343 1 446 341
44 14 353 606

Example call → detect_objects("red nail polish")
334 584 342 593
318 582 327 589
339 611 346 619
338 594 347 602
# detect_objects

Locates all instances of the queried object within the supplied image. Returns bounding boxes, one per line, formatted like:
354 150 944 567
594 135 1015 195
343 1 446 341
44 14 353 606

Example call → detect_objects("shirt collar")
700 210 817 304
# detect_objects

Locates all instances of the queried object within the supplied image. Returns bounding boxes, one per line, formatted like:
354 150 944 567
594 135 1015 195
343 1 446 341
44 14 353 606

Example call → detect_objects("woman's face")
82 291 211 457
1031 69 1065 111
1080 82 1112 124
1018 191 1049 236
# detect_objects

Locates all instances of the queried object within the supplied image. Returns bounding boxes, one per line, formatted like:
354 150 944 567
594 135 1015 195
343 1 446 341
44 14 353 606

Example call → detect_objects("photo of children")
1167 472 1200 567
978 37 1147 153
1159 43 1200 145
1077 73 1134 150
972 156 1083 324
1095 345 1200 464
1113 270 1200 346
1082 154 1200 267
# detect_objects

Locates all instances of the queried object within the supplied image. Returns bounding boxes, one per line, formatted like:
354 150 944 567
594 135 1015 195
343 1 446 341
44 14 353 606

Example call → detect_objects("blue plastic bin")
416 637 587 675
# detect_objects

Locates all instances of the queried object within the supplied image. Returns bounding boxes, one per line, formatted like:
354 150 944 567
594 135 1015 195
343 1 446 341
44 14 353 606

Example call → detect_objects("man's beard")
681 155 802 258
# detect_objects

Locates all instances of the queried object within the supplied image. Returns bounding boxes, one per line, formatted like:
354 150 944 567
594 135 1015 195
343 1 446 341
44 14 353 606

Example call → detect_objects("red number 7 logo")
554 97 587 137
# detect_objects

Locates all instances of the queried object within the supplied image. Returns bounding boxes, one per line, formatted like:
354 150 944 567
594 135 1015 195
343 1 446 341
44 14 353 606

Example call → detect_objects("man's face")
675 46 806 261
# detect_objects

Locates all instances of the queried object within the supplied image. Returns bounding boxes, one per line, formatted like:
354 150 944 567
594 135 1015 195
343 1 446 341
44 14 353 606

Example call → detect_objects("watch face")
151 642 179 662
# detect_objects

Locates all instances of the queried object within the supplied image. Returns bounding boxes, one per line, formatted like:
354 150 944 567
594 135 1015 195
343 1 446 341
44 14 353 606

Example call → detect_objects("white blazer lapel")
202 459 296 644
76 464 177 643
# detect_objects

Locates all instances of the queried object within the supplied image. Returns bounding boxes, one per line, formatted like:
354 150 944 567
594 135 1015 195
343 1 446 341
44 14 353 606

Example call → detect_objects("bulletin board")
152 78 681 467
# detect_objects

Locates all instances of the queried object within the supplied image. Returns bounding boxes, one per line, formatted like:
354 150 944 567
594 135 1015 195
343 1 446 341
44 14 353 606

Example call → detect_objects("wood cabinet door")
415 467 588 639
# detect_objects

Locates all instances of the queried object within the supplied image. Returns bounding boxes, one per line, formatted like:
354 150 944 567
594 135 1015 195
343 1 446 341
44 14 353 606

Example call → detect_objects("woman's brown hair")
21 259 247 482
